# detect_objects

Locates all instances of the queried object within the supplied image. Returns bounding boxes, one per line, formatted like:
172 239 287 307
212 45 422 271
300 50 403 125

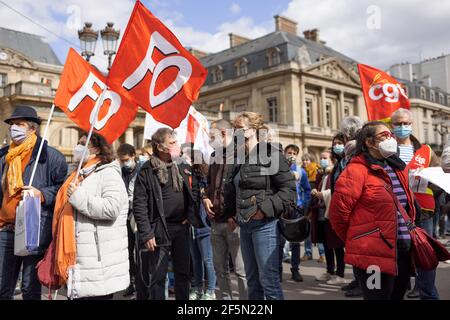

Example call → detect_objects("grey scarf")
149 156 183 192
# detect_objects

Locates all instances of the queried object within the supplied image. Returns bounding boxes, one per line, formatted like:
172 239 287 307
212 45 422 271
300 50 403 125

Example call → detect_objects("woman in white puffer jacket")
64 132 129 300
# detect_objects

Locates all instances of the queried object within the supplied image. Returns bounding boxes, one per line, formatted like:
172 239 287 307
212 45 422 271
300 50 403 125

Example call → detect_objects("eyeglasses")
392 122 412 126
375 130 395 140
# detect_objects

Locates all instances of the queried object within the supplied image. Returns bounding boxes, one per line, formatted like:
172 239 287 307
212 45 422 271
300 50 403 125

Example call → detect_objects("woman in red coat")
329 121 416 300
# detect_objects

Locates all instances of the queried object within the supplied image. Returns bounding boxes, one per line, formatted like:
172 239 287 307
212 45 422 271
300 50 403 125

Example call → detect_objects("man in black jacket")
133 128 201 300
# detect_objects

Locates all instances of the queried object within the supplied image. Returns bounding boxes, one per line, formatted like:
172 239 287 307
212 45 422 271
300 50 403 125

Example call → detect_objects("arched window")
212 65 224 83
235 58 248 76
420 87 426 99
266 47 281 67
430 90 435 102
439 93 444 105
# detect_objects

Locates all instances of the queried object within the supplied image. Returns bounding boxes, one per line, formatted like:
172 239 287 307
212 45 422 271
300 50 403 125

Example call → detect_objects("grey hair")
26 121 40 133
340 116 364 140
391 108 413 123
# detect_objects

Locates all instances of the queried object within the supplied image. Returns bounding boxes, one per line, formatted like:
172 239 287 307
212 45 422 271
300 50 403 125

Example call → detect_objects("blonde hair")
234 111 264 133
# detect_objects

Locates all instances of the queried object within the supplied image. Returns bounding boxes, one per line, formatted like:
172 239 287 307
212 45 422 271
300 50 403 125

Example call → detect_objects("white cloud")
230 3 241 14
282 0 450 69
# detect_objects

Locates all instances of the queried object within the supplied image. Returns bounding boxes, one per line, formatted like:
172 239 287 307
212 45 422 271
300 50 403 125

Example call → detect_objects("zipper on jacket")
379 231 394 249
352 228 380 240
94 227 101 262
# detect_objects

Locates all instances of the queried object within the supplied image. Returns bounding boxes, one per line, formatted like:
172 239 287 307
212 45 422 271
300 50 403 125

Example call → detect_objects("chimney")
187 48 208 59
274 15 298 35
229 33 251 48
303 28 322 43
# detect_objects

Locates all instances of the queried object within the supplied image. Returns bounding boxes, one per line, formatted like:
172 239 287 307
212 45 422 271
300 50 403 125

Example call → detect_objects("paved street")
14 242 450 300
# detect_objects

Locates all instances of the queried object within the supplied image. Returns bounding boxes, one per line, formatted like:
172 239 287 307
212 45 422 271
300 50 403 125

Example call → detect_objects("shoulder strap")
383 182 415 231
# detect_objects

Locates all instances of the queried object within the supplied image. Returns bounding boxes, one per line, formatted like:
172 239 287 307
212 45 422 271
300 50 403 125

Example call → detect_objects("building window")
439 93 444 105
267 47 281 67
430 90 435 102
0 73 7 87
344 105 350 117
420 87 426 99
267 97 278 123
305 100 312 125
423 109 427 118
326 103 332 127
424 127 429 144
235 58 248 76
212 66 224 83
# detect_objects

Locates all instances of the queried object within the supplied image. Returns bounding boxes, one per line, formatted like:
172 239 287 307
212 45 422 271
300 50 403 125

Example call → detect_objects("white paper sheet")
414 167 450 194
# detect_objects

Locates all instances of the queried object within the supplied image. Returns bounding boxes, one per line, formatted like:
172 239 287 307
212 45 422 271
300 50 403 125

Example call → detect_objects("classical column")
320 87 327 127
356 95 368 121
339 91 345 125
299 81 306 129
125 128 134 145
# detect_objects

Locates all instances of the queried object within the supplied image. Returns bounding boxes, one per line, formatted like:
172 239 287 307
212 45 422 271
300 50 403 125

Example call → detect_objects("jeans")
190 232 217 293
304 234 325 257
355 250 411 300
0 230 43 300
137 223 190 300
279 237 300 273
211 221 247 300
416 217 440 300
239 218 284 300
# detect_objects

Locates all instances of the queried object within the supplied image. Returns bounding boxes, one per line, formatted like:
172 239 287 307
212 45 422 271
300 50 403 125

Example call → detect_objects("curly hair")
80 132 115 165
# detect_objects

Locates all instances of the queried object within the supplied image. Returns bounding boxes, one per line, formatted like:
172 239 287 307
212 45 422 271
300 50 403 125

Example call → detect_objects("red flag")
358 64 410 121
108 0 207 128
54 48 137 144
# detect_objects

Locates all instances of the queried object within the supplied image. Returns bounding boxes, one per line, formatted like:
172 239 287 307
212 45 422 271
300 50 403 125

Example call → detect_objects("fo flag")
108 0 207 129
54 49 137 143
358 64 410 121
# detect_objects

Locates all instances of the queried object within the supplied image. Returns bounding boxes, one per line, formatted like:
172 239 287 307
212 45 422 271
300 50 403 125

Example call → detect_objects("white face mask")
377 138 398 158
9 125 28 144
73 144 89 163
138 155 149 163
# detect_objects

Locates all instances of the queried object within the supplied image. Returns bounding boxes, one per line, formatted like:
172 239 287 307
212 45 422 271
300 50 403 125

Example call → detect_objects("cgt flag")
108 0 207 129
358 63 410 121
54 48 138 144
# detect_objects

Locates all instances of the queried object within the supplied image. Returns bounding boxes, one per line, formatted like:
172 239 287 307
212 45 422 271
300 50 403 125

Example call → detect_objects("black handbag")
278 204 310 243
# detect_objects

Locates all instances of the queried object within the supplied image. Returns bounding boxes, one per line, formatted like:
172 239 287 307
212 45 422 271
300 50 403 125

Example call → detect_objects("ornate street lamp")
100 22 120 70
78 22 98 62
431 110 450 150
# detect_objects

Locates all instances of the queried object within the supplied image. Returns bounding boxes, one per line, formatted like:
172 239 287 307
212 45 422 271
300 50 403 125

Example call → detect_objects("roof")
200 30 355 68
0 27 61 65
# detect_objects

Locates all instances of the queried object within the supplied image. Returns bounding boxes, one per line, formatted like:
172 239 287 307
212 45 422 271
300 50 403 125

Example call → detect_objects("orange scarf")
53 158 100 284
5 134 37 196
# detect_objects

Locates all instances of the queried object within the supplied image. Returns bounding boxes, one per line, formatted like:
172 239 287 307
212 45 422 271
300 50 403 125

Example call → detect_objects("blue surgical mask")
138 155 149 163
393 125 412 139
320 159 329 169
123 159 135 171
333 144 345 155
9 125 27 144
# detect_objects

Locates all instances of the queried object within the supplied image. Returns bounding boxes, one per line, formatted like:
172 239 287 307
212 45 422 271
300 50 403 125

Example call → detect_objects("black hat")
4 105 41 125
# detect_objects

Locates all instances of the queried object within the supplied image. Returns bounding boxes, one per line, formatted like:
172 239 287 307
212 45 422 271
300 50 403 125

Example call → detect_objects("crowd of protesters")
1 105 450 300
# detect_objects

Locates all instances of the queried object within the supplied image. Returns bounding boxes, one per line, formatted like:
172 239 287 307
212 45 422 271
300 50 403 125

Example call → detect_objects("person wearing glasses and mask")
390 108 440 300
329 121 417 300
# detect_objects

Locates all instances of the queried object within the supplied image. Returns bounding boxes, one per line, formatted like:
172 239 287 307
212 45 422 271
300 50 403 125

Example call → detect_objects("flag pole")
28 103 56 187
73 88 107 183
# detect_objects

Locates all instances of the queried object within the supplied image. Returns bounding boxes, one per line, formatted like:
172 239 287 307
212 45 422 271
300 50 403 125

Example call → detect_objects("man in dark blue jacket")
0 106 67 300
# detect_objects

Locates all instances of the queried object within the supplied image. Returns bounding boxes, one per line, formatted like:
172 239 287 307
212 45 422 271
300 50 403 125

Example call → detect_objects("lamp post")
431 110 450 151
78 22 120 70
78 22 98 62
100 22 120 70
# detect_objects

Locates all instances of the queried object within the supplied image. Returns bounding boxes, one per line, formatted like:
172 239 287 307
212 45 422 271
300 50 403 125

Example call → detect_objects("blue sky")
1 0 449 71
